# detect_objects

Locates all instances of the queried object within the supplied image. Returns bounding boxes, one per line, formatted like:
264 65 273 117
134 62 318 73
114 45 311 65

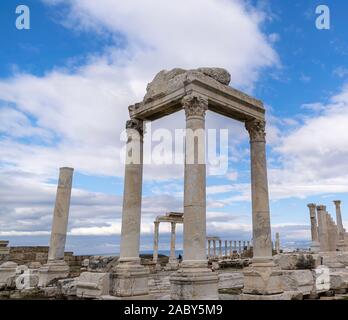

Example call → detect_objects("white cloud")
0 0 280 242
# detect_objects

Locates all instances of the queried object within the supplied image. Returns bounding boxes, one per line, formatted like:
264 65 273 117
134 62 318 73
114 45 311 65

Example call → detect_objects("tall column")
242 119 283 299
39 167 73 287
245 119 273 265
166 222 178 270
213 240 217 257
229 240 232 257
219 240 222 258
48 167 74 261
307 203 320 252
239 241 242 254
247 241 250 250
153 221 159 264
234 241 237 253
317 205 329 252
207 240 211 258
170 94 218 300
114 119 149 297
225 240 228 257
275 233 280 254
243 241 246 251
334 201 346 250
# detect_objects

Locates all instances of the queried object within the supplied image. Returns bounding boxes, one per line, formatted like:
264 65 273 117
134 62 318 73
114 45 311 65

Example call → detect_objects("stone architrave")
170 94 218 300
113 119 149 297
39 167 73 287
307 203 320 253
242 119 283 298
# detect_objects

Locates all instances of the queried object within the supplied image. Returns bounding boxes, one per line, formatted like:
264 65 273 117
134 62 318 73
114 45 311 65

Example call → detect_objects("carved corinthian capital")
126 118 144 136
182 94 208 119
245 119 266 142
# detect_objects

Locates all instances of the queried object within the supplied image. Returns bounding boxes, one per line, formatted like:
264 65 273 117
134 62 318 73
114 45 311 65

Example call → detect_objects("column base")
242 262 283 295
38 260 69 287
112 261 149 297
337 240 347 252
165 258 179 271
311 241 320 253
170 263 219 300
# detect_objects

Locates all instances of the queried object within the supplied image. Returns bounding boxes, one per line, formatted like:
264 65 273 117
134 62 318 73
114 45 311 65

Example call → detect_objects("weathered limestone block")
15 270 39 290
143 67 231 103
170 268 219 300
38 260 69 287
336 253 348 267
0 241 9 255
321 252 345 269
57 278 78 296
329 271 348 291
112 263 149 297
275 253 320 270
76 272 110 299
240 291 303 300
218 272 244 290
281 270 314 296
148 274 171 294
87 256 118 272
0 261 18 290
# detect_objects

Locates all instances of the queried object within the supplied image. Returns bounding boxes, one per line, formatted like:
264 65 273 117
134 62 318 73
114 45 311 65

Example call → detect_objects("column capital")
334 200 341 207
126 118 144 136
245 119 266 142
317 205 326 211
182 94 208 119
307 203 316 210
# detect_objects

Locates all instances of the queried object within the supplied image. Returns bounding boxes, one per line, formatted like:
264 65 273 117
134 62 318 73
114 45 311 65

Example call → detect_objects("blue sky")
1 0 348 254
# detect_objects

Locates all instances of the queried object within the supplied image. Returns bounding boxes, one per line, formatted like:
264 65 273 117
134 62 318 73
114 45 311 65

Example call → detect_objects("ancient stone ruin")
1 68 348 300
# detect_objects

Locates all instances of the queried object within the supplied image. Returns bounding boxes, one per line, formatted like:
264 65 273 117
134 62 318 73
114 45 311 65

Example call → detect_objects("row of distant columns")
207 240 251 258
308 201 346 252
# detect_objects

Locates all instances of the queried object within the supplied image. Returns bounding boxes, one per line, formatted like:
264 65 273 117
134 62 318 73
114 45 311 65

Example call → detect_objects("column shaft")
246 119 273 265
153 221 159 263
119 119 144 262
170 222 176 261
48 167 74 261
182 95 208 266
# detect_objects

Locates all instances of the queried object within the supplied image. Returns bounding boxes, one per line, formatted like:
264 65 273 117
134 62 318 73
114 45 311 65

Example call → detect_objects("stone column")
307 203 320 253
213 240 217 258
219 240 222 258
229 240 232 257
224 240 228 257
239 241 242 254
170 94 218 300
39 167 73 287
166 222 178 270
247 241 251 250
317 205 329 252
334 201 346 250
275 233 280 254
114 119 149 297
242 119 283 299
153 221 159 264
234 241 237 253
207 240 211 258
